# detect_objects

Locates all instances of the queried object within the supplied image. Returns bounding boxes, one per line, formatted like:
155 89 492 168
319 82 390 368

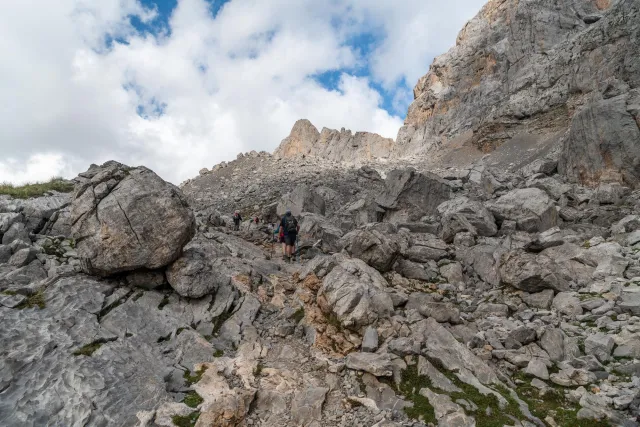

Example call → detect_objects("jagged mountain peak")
274 119 395 163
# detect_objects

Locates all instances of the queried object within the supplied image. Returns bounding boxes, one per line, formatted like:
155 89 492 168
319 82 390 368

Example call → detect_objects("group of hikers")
231 209 299 263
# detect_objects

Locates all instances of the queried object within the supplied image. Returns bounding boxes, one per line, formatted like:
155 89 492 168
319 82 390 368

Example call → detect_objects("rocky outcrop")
376 168 450 222
558 91 640 187
274 119 395 163
318 256 394 329
396 0 640 187
276 184 326 217
71 161 196 276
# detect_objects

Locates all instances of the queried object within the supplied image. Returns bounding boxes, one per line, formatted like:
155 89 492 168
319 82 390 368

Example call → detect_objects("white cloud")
0 154 77 184
0 0 483 184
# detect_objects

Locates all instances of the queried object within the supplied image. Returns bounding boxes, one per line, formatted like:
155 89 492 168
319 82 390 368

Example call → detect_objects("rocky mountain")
278 0 640 189
274 119 395 164
2 1 640 427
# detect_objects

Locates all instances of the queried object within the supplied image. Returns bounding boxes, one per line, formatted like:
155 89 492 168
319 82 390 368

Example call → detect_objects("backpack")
284 215 298 233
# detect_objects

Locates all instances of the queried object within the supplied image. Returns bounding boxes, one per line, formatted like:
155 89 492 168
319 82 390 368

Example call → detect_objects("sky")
1 0 484 184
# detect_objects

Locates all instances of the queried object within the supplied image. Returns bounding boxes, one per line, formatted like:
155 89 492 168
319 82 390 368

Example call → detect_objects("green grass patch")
392 359 528 427
213 349 224 358
212 310 233 335
1 290 18 296
513 375 610 426
291 307 305 323
16 289 46 310
0 178 74 199
183 391 204 408
73 341 103 357
392 364 437 424
183 366 207 386
171 412 200 427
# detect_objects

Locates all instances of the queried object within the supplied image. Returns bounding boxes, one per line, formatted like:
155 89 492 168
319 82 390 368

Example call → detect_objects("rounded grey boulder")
71 161 196 276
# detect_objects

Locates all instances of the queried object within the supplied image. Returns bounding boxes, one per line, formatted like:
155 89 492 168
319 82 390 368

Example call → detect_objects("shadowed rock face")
71 161 196 276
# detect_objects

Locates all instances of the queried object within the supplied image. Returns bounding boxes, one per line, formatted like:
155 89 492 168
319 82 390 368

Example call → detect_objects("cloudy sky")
1 0 483 184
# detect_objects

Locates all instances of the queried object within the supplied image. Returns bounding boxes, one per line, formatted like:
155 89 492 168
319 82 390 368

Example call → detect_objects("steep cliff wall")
397 0 640 185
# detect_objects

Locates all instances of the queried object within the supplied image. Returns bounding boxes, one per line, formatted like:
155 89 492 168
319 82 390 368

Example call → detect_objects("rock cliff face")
274 119 395 163
276 0 640 189
397 0 640 187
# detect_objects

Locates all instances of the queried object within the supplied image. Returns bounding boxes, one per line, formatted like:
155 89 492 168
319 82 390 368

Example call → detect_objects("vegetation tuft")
291 307 305 323
16 289 46 310
212 310 233 335
171 412 200 427
0 178 74 199
73 341 104 357
513 372 611 426
183 366 207 386
213 349 224 358
183 391 204 408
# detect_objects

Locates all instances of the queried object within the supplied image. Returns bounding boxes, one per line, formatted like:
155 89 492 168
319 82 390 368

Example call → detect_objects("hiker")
254 216 259 225
232 210 242 231
280 208 299 262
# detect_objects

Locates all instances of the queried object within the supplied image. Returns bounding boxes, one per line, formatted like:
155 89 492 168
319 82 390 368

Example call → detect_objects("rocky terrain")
2 0 640 427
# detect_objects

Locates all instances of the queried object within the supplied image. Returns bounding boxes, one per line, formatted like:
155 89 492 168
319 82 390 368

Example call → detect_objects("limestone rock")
500 250 568 293
487 188 558 233
274 119 395 163
584 333 615 362
437 196 497 242
552 292 583 317
340 227 401 273
559 94 640 188
71 161 196 276
345 352 393 377
376 168 450 222
277 184 326 217
319 257 394 329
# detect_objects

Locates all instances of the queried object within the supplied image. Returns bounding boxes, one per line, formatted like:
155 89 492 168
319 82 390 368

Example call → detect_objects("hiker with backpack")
232 211 242 231
280 209 299 262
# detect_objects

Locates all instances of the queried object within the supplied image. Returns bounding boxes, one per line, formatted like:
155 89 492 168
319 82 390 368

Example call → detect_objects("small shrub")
171 412 200 427
73 341 103 357
16 289 46 310
291 307 305 323
183 366 207 386
183 391 204 408
213 349 224 358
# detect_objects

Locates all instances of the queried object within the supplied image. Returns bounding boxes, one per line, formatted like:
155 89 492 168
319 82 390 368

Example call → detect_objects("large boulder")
339 226 401 273
500 250 569 293
436 197 497 243
402 233 449 263
376 168 450 222
487 188 558 232
339 198 385 227
71 161 196 276
277 184 325 217
559 93 640 188
318 257 394 329
298 213 343 254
